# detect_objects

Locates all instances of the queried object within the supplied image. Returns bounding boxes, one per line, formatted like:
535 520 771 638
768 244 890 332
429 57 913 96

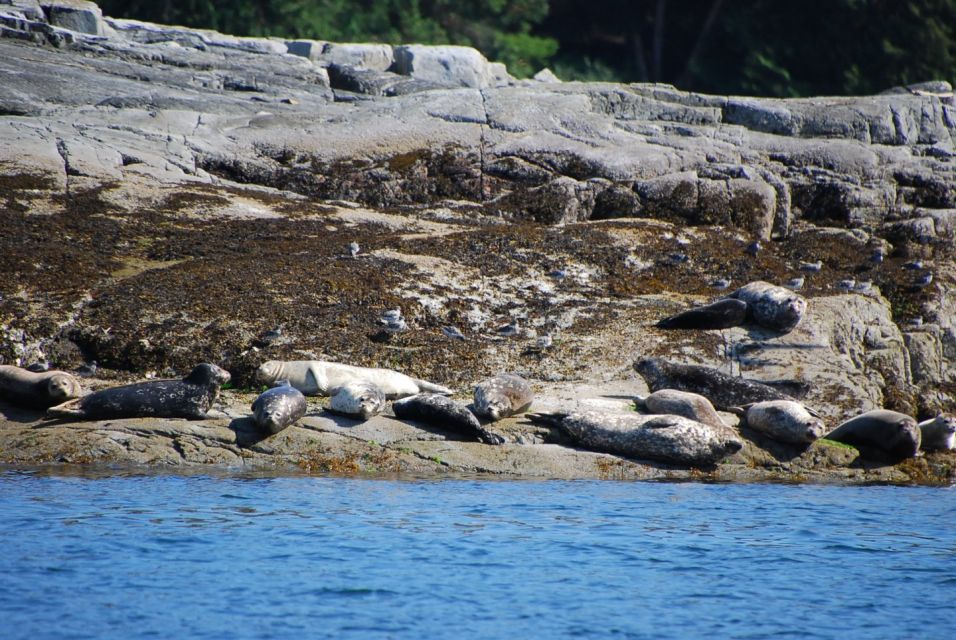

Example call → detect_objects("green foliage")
98 0 956 94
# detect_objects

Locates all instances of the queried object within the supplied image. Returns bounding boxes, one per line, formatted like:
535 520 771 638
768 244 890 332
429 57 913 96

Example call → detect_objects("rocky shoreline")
1 2 954 483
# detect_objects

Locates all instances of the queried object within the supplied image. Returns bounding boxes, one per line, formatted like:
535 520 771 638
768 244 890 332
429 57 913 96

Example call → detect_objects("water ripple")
0 474 954 639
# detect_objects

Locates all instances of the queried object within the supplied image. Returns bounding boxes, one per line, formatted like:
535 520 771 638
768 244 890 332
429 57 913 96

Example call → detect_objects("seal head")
739 400 825 445
473 373 534 422
252 379 307 434
327 380 386 420
918 414 956 452
0 365 82 409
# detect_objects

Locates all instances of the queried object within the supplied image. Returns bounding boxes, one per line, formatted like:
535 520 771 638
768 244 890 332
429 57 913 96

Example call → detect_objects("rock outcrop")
0 3 953 482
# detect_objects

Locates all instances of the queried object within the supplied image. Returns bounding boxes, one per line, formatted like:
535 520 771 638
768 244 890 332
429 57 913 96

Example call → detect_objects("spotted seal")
727 281 807 333
634 358 799 410
918 413 956 452
734 400 826 445
824 409 920 462
530 411 742 466
252 379 307 434
473 373 534 422
326 380 386 420
392 393 505 444
47 363 230 420
656 299 748 330
0 365 82 409
256 360 451 399
634 389 727 430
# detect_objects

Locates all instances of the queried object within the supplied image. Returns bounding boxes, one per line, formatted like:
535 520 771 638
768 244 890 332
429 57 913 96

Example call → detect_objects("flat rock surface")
0 7 954 483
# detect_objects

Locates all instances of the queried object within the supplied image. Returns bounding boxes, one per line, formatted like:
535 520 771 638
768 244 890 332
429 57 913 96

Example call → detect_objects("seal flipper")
526 412 568 429
45 398 86 419
412 379 453 395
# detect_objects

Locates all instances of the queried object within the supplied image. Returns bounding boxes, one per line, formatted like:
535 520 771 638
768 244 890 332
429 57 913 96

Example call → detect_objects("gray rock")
323 42 393 71
393 44 494 89
40 0 102 36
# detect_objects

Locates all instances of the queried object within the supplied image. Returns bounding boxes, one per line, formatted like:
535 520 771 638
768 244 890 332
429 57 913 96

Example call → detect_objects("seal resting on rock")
634 357 799 410
392 393 505 444
473 373 533 422
256 360 451 399
252 379 307 434
727 281 807 333
530 411 742 467
733 400 825 445
918 413 956 452
326 380 386 420
656 299 748 330
47 363 230 420
0 365 82 409
824 409 921 462
634 389 727 430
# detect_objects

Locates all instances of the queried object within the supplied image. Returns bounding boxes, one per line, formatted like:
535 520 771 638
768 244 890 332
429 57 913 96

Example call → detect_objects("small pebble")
914 272 933 288
441 326 465 341
497 322 520 338
799 261 823 272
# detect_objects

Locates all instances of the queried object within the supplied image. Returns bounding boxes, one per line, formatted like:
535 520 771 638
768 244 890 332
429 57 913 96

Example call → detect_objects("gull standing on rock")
710 277 731 290
348 241 360 257
785 276 804 291
837 279 856 292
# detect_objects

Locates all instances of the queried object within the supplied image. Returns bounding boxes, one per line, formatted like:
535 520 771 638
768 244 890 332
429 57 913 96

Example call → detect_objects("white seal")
256 360 451 399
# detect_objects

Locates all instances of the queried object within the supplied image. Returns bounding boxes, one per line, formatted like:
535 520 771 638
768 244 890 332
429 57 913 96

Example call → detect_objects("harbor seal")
392 393 505 444
0 365 82 409
634 389 727 430
918 413 956 452
256 360 451 399
47 363 230 420
634 358 799 410
824 409 921 462
734 401 826 445
728 281 807 333
656 299 748 330
251 379 307 434
326 380 386 420
530 411 742 466
473 373 534 422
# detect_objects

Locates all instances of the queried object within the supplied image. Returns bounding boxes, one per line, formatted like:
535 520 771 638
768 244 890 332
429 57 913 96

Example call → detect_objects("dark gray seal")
634 389 727 430
917 414 956 452
656 299 748 330
734 400 826 445
473 373 534 421
634 357 798 410
728 281 807 333
392 393 505 444
252 379 307 434
531 411 742 467
0 365 82 409
47 363 230 420
824 409 921 462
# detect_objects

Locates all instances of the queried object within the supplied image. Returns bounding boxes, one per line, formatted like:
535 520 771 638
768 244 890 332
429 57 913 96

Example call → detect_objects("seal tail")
413 379 453 395
45 399 85 419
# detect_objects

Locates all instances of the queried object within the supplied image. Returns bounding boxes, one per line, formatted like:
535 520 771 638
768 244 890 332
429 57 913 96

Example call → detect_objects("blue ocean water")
0 469 953 640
